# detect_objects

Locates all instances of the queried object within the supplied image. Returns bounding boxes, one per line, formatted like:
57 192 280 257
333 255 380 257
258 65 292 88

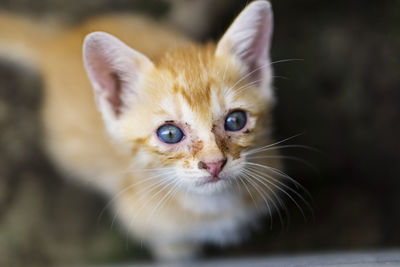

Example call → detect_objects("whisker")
243 133 305 155
263 144 321 153
121 176 178 247
245 162 301 189
110 175 174 229
144 179 180 230
227 58 304 94
237 175 259 211
127 171 176 189
127 176 179 227
245 155 319 174
270 58 304 65
232 78 265 96
98 169 176 223
242 168 288 229
232 173 243 195
246 166 314 221
246 167 307 221
240 170 273 215
145 177 181 226
116 173 177 232
246 162 313 202
240 170 278 229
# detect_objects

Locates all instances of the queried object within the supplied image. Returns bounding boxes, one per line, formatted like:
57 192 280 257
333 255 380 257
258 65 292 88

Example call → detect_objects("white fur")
158 189 260 246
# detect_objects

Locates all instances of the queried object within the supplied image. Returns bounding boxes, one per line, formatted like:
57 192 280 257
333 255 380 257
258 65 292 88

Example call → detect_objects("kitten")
0 0 282 260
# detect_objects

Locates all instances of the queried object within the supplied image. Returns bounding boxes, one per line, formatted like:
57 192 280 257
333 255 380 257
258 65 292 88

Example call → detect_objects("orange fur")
0 1 282 260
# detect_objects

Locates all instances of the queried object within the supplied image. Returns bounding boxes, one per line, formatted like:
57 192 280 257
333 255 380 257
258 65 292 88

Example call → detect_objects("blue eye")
224 110 247 131
157 124 184 144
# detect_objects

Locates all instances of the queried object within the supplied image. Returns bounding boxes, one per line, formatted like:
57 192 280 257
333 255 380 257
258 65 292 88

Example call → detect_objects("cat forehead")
160 85 224 125
150 46 224 119
154 52 252 111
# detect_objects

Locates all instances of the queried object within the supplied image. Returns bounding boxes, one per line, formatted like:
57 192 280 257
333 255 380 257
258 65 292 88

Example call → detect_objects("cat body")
0 1 280 260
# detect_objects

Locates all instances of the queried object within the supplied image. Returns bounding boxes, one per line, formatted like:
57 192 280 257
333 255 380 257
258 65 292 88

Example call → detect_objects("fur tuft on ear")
83 32 154 122
216 1 273 86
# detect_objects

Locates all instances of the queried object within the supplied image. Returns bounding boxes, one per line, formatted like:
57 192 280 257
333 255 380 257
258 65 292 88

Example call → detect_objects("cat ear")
216 1 273 82
83 32 154 121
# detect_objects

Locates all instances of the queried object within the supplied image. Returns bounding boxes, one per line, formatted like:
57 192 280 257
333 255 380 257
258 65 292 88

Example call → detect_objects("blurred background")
0 0 399 265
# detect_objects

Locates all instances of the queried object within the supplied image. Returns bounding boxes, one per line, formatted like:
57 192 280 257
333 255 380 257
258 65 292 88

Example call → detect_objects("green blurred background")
0 0 399 265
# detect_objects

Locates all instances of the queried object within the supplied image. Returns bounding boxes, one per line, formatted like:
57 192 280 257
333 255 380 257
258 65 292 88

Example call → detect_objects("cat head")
83 1 274 194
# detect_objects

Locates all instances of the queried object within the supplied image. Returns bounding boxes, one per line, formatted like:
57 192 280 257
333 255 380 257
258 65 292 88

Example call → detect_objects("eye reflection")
224 110 247 131
157 124 184 144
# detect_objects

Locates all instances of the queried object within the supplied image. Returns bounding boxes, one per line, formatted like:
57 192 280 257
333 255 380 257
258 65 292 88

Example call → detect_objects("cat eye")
224 110 247 132
157 124 184 144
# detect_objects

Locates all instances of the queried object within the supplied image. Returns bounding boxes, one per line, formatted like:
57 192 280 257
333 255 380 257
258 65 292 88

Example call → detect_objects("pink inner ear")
84 33 131 117
84 32 155 119
216 1 273 83
89 55 123 116
244 15 272 83
106 72 123 116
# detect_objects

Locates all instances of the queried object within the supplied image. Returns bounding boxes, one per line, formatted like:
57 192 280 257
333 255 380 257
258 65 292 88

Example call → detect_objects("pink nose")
198 158 227 177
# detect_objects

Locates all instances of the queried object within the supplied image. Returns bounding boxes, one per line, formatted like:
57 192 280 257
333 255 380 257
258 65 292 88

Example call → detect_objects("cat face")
120 45 272 193
83 1 274 194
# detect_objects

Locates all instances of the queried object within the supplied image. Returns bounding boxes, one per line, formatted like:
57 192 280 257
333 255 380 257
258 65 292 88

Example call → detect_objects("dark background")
0 0 399 265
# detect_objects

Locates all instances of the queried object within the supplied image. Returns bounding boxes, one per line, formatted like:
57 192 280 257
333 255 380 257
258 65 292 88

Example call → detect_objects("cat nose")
198 158 227 177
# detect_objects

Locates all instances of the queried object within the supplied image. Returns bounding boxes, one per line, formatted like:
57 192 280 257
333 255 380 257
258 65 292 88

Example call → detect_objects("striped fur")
0 0 280 260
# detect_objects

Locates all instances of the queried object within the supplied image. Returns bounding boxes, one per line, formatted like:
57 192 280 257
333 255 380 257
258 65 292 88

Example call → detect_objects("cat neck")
176 188 245 215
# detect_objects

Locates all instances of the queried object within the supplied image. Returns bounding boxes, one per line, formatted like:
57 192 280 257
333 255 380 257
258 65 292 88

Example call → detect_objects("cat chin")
180 177 234 195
